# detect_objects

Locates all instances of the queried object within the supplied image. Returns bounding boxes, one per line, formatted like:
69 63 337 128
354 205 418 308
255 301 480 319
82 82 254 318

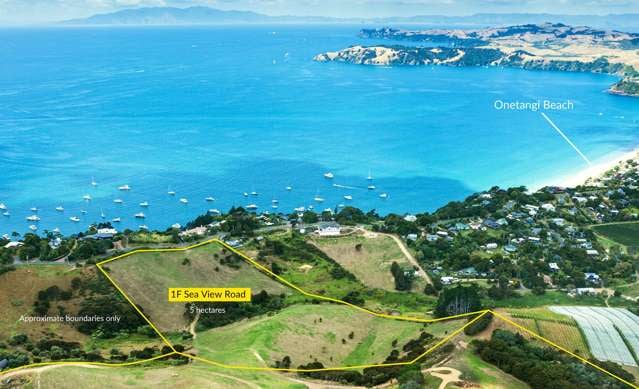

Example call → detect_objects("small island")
314 23 639 97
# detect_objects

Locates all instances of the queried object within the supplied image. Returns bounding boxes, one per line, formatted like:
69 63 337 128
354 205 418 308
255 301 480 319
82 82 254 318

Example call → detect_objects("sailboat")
100 209 106 219
91 177 98 187
180 198 189 204
285 186 293 191
167 187 176 196
55 205 64 212
324 172 334 179
0 203 7 210
118 184 131 191
367 169 376 190
69 216 80 222
26 215 40 222
113 198 123 204
139 201 149 207
313 189 324 202
112 217 121 223
83 194 92 201
379 193 389 199
205 196 215 202
134 212 146 219
344 195 353 201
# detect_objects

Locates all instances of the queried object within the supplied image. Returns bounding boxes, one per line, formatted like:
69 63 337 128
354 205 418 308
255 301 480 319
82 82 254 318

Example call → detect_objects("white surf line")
541 112 592 166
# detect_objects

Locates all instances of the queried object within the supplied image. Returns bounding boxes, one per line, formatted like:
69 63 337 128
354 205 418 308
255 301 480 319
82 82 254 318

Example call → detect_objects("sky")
1 0 639 25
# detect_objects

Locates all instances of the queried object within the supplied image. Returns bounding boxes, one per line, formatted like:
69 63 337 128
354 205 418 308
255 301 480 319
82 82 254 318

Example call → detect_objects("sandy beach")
552 148 639 189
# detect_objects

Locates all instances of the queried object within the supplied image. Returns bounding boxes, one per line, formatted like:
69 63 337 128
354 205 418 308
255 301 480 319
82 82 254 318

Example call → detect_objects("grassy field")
0 265 88 344
254 234 436 316
592 222 639 251
194 304 428 368
105 243 289 332
11 360 305 388
449 348 529 389
311 233 425 292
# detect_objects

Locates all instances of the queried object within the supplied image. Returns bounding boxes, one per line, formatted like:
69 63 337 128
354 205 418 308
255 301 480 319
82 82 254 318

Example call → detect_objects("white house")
440 276 458 285
317 222 341 236
3 241 23 249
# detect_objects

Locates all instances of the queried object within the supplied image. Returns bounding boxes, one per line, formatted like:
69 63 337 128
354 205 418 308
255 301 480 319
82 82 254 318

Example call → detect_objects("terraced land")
507 307 590 358
551 306 639 366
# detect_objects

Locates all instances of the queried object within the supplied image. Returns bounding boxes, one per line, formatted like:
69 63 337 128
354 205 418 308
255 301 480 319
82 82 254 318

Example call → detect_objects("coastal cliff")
315 23 639 97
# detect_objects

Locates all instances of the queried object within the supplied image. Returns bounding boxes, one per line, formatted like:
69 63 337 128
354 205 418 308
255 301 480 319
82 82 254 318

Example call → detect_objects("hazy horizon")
2 0 639 26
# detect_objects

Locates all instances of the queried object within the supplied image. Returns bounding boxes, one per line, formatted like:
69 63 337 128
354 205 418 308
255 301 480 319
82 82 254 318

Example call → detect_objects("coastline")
537 148 639 190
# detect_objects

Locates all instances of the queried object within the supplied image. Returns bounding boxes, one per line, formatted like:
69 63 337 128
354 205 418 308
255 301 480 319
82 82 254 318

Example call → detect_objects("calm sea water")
1 25 638 235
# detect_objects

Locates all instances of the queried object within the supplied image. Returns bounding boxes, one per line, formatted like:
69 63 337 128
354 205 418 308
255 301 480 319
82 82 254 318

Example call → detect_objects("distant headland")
314 23 639 97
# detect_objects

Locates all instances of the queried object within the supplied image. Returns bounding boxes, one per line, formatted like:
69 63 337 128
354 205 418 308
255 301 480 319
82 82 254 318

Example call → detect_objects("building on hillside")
3 241 23 249
404 214 417 222
317 222 341 236
584 272 601 284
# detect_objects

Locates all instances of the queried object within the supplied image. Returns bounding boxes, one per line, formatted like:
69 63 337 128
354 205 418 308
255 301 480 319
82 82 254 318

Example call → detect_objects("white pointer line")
541 112 592 166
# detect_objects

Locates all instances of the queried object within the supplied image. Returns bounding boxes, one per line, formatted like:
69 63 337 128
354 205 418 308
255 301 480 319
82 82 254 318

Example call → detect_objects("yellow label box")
168 288 251 302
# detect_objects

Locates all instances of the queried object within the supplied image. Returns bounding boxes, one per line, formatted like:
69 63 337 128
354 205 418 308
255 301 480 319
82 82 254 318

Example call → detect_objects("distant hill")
61 6 335 25
62 6 639 30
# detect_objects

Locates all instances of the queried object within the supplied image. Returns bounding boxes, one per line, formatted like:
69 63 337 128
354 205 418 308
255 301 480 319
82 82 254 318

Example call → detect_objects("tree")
434 285 482 317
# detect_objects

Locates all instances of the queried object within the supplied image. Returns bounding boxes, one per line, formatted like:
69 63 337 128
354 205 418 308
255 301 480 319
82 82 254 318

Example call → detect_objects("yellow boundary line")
0 238 637 388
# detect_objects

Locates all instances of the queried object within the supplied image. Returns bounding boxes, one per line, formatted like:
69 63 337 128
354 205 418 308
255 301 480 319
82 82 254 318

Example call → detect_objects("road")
376 230 432 285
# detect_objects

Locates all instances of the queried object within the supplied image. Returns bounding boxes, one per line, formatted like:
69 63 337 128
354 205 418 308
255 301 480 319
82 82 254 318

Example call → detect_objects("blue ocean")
1 25 638 235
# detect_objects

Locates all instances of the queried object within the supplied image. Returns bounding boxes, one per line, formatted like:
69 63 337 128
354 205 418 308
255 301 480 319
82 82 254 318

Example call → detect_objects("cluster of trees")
69 239 112 261
463 312 493 336
390 262 414 291
434 285 482 318
475 330 634 389
76 294 148 338
33 285 73 315
221 207 259 236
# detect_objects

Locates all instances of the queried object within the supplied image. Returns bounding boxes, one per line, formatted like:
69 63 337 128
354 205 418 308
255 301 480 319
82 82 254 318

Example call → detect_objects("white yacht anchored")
139 201 149 207
135 212 146 219
179 198 188 204
26 215 40 222
118 184 131 191
55 206 64 212
324 172 334 179
205 196 215 202
69 216 80 222
344 195 353 200
113 199 123 204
